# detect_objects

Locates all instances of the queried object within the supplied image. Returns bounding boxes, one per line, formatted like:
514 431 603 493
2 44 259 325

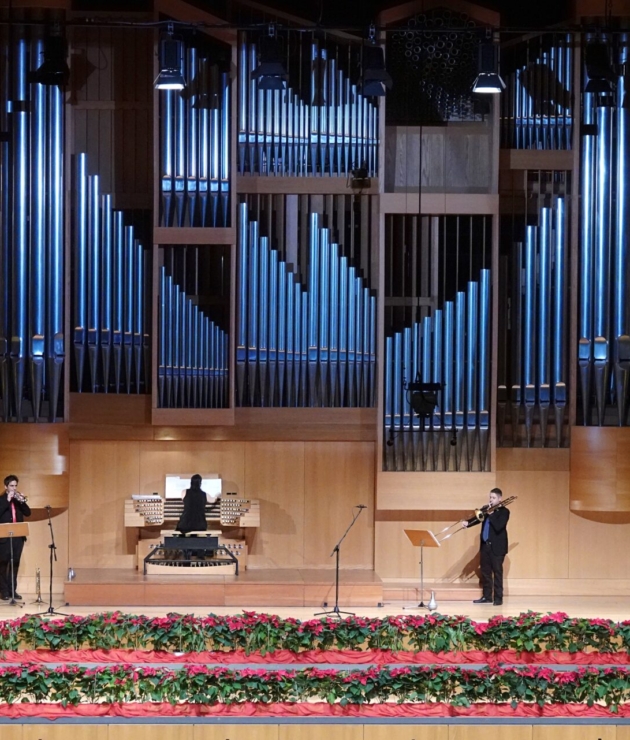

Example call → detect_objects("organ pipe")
73 156 150 394
236 202 375 407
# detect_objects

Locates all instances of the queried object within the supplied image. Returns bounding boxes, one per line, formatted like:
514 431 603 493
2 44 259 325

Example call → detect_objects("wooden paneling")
366 727 448 740
237 175 379 195
497 447 571 472
571 427 630 512
450 727 532 740
304 442 374 568
533 727 616 740
279 728 362 740
23 727 107 740
138 441 246 496
244 442 305 568
69 441 141 568
500 149 574 171
195 727 277 740
377 471 496 510
381 192 499 215
111 728 191 740
70 393 151 425
0 424 69 508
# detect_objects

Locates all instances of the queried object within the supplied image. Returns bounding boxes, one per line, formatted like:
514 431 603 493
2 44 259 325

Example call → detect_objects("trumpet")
9 491 28 504
434 496 517 543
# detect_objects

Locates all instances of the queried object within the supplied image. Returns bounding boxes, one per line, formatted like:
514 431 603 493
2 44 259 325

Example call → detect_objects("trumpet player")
462 487 509 607
0 475 31 601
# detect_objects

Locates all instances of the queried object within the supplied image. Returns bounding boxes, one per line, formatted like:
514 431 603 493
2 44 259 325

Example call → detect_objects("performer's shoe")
12 592 22 600
0 594 10 601
493 599 503 606
472 597 492 604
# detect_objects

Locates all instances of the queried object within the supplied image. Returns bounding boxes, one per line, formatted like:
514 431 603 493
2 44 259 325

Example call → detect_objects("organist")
176 474 216 534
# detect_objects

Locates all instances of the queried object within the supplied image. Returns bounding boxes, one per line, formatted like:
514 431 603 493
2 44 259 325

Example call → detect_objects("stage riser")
65 582 383 607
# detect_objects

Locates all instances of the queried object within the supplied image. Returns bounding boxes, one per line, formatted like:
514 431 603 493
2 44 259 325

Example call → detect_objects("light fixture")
253 24 287 90
472 31 505 94
155 23 185 91
360 24 392 97
584 40 614 95
29 28 69 86
407 381 442 418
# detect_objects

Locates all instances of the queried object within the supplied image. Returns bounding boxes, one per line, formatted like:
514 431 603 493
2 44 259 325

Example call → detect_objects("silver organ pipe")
236 206 375 407
578 36 630 426
238 33 379 177
160 46 230 227
0 34 65 421
383 276 491 473
73 156 149 394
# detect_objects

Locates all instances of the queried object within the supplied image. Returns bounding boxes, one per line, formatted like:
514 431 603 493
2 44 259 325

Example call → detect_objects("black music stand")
37 506 69 617
0 522 29 607
315 506 365 619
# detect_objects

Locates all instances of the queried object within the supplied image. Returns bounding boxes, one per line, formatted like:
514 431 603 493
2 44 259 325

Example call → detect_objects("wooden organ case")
125 493 260 574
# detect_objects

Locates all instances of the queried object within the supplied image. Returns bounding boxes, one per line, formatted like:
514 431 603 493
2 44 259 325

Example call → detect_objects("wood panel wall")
68 439 375 570
11 723 630 740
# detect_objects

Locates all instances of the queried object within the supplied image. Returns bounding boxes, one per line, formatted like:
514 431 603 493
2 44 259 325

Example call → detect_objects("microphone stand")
315 506 366 619
37 506 69 617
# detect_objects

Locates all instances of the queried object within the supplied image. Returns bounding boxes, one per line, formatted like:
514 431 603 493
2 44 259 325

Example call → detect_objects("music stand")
403 528 440 609
0 522 29 607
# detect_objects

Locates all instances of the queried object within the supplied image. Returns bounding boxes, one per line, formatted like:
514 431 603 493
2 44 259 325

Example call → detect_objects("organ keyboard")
124 492 260 528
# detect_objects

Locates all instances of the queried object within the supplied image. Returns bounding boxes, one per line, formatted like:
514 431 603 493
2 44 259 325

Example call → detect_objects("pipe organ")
579 34 630 426
236 201 376 407
498 187 569 447
238 33 379 177
159 40 231 227
383 215 492 472
501 34 574 150
73 154 151 394
0 34 64 421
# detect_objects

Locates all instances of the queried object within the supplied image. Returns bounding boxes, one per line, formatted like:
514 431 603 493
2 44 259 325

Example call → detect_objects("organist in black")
176 474 208 534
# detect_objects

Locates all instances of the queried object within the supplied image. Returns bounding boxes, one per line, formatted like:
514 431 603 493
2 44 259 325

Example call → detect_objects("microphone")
45 505 51 511
356 504 367 509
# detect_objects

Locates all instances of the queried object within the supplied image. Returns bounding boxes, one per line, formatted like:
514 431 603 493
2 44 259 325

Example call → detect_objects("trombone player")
463 487 510 607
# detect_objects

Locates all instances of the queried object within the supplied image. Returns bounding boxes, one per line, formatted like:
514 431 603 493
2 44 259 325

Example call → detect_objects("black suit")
468 506 509 602
0 493 31 597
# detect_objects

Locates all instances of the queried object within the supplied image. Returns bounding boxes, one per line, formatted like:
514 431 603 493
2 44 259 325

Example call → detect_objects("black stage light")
360 43 392 97
29 33 69 86
472 32 505 94
155 24 185 91
584 40 614 95
253 24 288 91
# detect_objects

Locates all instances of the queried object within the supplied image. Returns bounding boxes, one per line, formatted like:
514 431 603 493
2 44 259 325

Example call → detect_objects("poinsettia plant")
0 611 625 655
0 664 629 711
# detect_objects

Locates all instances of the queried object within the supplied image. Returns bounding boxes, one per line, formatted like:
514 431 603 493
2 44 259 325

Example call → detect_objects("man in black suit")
0 475 31 601
463 487 510 606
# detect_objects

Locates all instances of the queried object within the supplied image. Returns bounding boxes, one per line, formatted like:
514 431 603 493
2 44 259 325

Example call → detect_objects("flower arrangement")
0 611 625 656
0 664 629 711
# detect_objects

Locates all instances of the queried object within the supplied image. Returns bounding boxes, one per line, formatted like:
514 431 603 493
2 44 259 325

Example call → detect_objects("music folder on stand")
0 522 29 607
403 528 440 610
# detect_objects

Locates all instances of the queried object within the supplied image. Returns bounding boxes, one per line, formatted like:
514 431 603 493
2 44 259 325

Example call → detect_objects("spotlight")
360 25 392 97
407 381 442 418
253 24 287 91
472 32 505 94
155 24 185 91
584 40 614 95
29 31 69 86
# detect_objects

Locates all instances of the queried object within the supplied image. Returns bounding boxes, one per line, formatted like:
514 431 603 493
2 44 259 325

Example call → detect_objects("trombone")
434 496 517 543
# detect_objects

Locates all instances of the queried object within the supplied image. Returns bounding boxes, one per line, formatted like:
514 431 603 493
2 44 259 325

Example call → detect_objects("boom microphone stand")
37 506 69 617
315 505 366 619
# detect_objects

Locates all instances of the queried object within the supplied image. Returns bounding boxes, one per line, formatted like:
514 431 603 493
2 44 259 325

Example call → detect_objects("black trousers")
0 538 24 597
480 541 505 601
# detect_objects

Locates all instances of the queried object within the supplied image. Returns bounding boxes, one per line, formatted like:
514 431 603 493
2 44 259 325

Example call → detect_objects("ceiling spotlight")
584 40 614 95
155 23 185 91
360 25 392 97
253 24 287 91
407 381 442 418
472 32 505 94
29 29 69 86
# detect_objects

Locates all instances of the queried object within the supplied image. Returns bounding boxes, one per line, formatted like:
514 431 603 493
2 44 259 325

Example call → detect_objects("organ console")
125 491 260 575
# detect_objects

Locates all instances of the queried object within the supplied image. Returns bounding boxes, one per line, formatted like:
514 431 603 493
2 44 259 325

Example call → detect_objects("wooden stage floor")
62 568 384 608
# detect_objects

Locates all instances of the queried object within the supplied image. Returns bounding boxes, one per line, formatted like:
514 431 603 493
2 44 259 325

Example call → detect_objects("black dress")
176 488 208 533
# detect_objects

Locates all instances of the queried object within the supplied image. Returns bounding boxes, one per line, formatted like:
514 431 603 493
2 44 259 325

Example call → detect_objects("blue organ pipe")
479 270 491 417
186 47 198 226
134 240 144 392
524 226 537 388
74 153 88 390
466 281 479 418
87 175 101 391
172 281 180 404
239 41 247 172
259 235 269 367
221 72 230 226
113 210 124 392
301 290 308 404
248 220 259 355
539 208 552 388
369 294 376 407
159 267 167 405
161 90 173 224
553 199 566 389
237 202 248 362
330 242 340 368
580 93 595 344
432 309 443 425
385 336 393 429
100 194 113 392
198 62 209 225
454 292 466 429
30 41 46 420
422 316 431 384
285 272 294 404
615 36 629 342
347 266 357 404
269 248 279 402
293 281 301 405
393 332 402 428
319 230 330 376
277 259 287 403
354 277 363 406
362 285 370 406
443 301 454 420
308 214 320 362
123 226 134 393
595 103 612 341
339 255 348 402
0 135 8 419
402 326 412 428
